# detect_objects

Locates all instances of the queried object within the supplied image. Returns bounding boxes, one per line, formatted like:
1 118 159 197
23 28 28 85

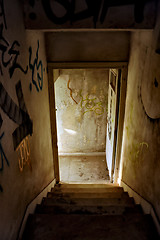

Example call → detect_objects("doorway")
54 68 109 183
47 63 127 184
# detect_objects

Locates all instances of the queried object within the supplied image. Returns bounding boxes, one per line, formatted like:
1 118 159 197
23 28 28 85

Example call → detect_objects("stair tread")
35 203 141 215
52 187 124 193
23 213 158 240
42 196 134 206
47 191 128 199
58 183 119 188
22 184 159 240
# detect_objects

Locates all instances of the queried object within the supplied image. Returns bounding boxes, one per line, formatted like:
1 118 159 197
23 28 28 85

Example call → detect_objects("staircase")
22 184 159 240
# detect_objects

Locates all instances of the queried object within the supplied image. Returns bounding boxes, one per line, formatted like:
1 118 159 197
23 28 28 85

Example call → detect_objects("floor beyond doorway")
59 155 110 183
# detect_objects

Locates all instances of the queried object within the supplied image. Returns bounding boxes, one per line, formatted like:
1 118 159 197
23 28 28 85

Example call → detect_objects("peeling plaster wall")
0 1 54 239
121 4 160 220
54 69 109 153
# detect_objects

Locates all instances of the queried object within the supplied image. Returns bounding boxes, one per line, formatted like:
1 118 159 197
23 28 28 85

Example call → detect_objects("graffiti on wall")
0 0 7 29
125 101 149 170
0 81 33 191
138 79 160 122
0 132 9 172
0 0 28 78
0 81 33 150
0 114 9 193
0 0 46 192
0 131 9 192
16 136 32 172
38 0 150 28
80 90 104 116
128 141 149 168
29 40 44 92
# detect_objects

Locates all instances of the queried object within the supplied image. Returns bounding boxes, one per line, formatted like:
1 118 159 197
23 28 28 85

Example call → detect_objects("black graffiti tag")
0 114 9 193
0 0 7 29
0 81 33 150
29 40 43 92
41 0 151 28
0 23 28 77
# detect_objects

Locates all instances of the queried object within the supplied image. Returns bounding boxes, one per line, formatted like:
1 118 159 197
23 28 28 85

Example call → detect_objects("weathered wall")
0 0 54 239
121 2 160 220
23 0 156 30
45 31 130 62
54 69 109 153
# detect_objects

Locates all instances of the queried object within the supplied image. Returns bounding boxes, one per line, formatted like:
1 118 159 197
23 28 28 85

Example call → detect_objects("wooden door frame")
47 62 128 184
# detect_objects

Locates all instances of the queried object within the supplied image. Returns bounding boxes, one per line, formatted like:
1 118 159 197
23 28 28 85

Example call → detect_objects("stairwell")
22 184 159 240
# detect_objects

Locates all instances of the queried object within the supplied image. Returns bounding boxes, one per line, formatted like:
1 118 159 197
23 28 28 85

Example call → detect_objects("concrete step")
52 186 124 193
35 203 142 215
57 183 119 188
47 191 129 199
41 196 134 207
22 213 159 240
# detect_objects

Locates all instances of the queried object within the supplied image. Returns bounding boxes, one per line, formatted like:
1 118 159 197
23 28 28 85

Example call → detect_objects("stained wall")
45 31 130 62
54 69 109 153
121 2 160 220
0 1 54 239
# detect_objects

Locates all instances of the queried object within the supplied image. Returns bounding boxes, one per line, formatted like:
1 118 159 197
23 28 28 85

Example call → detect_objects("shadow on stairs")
22 183 159 240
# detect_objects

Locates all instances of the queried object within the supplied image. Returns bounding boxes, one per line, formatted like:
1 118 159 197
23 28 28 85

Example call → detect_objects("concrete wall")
54 69 109 153
23 0 156 30
0 0 54 239
45 31 130 62
121 2 160 221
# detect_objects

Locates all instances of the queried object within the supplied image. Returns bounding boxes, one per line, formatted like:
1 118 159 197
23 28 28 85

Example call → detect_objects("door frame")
47 62 128 184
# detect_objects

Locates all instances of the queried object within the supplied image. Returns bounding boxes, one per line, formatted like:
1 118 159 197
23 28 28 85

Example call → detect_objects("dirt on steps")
22 184 159 240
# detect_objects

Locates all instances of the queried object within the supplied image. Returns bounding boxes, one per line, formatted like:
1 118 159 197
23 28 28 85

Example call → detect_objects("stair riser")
23 214 159 240
35 205 139 215
52 187 124 193
47 192 129 199
57 184 119 188
42 197 134 207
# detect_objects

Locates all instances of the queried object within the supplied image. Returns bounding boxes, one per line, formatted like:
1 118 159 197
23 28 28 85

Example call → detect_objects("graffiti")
138 77 160 122
41 0 149 28
0 1 28 77
0 81 33 150
29 0 37 20
0 132 9 172
0 114 2 128
135 142 148 159
67 79 78 104
29 40 44 92
129 141 149 167
0 113 7 193
16 136 32 172
80 90 104 116
0 0 7 29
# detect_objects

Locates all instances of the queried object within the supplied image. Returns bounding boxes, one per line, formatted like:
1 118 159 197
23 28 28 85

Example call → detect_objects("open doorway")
48 63 127 185
54 68 109 183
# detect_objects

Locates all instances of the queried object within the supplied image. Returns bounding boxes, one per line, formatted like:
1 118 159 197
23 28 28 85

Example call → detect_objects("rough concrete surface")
59 156 110 183
22 184 159 240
